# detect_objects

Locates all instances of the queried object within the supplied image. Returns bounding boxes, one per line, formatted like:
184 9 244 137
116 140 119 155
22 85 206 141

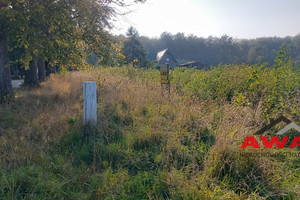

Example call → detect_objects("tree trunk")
11 65 19 79
0 35 13 102
52 65 57 74
24 59 39 87
38 59 46 82
45 61 51 77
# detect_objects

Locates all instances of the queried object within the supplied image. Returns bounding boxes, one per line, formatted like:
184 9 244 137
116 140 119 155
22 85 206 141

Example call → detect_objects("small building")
156 48 178 69
179 61 207 70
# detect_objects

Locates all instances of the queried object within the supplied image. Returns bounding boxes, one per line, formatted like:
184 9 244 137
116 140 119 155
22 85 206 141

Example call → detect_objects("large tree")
0 2 13 101
0 0 146 93
123 27 149 67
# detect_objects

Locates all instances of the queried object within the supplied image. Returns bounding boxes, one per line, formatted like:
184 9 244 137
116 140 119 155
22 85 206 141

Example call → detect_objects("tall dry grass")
0 65 299 199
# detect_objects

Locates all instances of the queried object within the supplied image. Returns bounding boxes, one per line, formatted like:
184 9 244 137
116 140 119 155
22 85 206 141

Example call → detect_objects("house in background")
156 48 208 70
156 48 178 69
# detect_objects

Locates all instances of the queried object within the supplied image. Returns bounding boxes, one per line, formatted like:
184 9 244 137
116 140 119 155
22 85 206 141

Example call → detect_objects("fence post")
83 81 97 125
160 58 170 99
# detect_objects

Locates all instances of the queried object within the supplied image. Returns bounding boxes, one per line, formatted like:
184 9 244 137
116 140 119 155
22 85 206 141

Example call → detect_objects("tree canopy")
122 27 149 67
139 32 300 66
0 0 145 99
6 0 141 67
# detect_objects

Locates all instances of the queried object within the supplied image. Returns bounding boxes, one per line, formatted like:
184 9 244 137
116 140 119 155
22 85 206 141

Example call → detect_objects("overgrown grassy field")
0 63 300 199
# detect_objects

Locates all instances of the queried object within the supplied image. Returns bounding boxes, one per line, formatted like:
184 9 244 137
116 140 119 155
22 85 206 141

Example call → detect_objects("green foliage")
0 91 14 103
2 1 147 71
140 32 300 66
122 27 149 68
170 54 299 120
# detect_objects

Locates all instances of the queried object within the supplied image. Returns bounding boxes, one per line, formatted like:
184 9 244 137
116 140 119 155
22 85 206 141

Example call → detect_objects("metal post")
83 81 97 125
160 58 171 100
166 60 170 99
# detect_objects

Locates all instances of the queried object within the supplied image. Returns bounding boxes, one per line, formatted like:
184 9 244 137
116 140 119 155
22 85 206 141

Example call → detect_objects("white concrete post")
83 81 97 125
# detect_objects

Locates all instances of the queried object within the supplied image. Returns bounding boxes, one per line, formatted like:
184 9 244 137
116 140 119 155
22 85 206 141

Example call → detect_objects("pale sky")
113 0 300 39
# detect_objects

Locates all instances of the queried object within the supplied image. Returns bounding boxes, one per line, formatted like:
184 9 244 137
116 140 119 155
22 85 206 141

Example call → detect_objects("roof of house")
156 48 178 64
156 48 168 62
179 61 204 67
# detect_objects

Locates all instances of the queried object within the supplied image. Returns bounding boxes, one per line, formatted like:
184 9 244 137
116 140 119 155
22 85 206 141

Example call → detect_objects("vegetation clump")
0 57 299 199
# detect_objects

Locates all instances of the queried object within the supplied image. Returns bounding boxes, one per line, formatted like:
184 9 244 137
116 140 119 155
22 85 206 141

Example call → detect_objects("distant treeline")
138 32 300 66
